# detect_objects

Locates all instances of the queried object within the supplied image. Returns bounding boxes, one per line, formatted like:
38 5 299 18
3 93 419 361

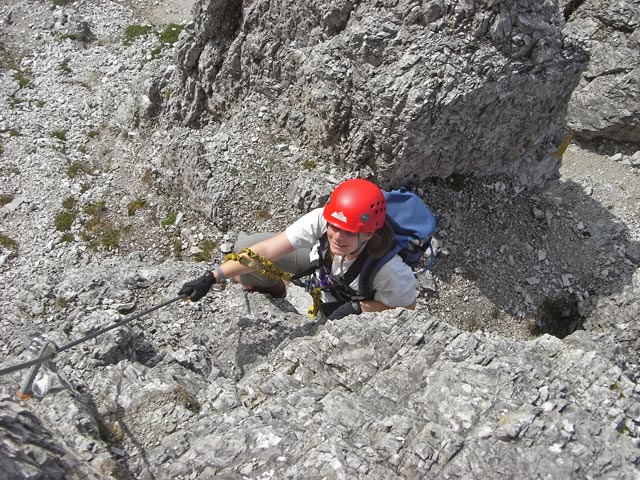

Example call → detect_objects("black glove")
324 301 362 320
178 271 216 301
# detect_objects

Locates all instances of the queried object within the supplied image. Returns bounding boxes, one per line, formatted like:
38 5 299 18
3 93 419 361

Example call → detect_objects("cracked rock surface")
0 0 639 478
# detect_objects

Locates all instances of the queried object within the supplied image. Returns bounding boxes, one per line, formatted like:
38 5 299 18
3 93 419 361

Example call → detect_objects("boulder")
170 0 588 186
564 0 640 143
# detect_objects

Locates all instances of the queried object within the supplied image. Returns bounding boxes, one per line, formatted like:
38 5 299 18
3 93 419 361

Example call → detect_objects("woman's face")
327 223 373 257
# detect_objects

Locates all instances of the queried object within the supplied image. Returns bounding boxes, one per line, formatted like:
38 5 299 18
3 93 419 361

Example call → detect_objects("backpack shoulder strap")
290 232 330 281
341 250 370 287
357 243 402 299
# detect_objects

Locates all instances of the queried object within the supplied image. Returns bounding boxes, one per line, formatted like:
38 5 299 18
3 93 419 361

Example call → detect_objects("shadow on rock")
423 172 638 339
234 315 322 378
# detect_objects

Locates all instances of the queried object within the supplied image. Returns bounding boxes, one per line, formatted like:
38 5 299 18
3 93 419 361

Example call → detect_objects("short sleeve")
285 208 326 249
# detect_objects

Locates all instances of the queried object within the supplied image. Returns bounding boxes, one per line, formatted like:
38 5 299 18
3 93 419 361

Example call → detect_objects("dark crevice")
563 0 587 21
531 296 585 339
323 1 358 37
584 67 633 82
595 15 636 34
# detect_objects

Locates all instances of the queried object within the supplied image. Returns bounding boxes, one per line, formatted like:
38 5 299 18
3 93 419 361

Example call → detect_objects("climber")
178 178 417 320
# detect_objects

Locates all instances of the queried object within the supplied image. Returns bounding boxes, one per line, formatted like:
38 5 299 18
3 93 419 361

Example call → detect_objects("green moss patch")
0 194 14 208
0 233 19 252
54 211 77 231
127 198 147 216
124 25 152 44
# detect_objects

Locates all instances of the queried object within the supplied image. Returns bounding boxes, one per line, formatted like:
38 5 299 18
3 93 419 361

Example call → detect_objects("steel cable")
0 295 187 377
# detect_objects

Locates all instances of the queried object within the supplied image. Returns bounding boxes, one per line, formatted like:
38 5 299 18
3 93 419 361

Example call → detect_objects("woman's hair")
365 220 394 259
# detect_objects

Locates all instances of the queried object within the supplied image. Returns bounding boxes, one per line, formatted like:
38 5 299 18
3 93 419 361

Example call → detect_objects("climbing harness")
0 294 187 399
292 260 364 319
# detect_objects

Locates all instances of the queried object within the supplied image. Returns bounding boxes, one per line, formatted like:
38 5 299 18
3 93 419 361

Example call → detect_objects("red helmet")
323 179 386 233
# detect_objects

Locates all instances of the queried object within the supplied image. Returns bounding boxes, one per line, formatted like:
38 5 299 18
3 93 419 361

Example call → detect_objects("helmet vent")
322 178 386 233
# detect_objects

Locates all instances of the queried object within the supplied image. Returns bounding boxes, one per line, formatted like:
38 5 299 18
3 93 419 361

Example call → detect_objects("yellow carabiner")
307 287 322 318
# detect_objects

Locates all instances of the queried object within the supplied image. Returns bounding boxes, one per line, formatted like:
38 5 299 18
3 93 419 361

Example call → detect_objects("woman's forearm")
359 299 416 313
214 232 294 282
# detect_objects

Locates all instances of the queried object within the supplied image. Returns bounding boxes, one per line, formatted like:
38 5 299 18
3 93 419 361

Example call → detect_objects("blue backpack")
383 187 437 267
354 187 437 298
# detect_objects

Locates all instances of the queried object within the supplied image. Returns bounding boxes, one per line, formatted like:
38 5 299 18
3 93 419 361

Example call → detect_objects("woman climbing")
178 178 417 320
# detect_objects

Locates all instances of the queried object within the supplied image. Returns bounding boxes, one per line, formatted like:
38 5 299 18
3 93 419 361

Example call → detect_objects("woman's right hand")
178 271 217 301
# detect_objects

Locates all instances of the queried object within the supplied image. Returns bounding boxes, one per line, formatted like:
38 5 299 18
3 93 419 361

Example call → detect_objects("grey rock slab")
169 0 587 188
566 0 640 143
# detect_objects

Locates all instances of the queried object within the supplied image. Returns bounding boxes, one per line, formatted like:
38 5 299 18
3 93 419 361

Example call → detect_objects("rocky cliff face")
170 0 587 186
0 0 639 478
1 262 639 478
564 0 640 143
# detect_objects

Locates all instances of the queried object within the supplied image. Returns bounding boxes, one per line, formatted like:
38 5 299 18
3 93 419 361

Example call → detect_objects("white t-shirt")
285 208 417 307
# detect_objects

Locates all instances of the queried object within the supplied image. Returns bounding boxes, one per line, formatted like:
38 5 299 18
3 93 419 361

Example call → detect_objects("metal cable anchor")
16 338 58 400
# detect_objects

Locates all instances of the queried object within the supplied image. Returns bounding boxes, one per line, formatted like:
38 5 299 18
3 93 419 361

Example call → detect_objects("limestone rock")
565 0 640 143
171 0 588 186
0 1 638 478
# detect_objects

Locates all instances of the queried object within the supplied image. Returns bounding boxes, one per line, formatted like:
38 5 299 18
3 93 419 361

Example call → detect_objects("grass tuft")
193 239 218 262
0 194 15 208
151 24 184 58
159 24 184 45
140 169 155 186
172 385 201 413
302 159 317 170
12 68 31 88
59 61 72 74
0 234 19 252
55 297 72 308
51 130 67 141
62 196 77 210
83 200 106 216
126 198 147 216
161 212 176 227
124 25 152 45
254 209 271 221
81 201 127 251
67 161 91 178
55 211 77 231
100 229 121 249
